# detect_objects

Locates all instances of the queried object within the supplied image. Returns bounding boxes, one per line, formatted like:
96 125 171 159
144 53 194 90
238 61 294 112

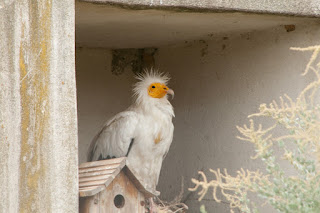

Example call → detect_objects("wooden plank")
79 174 111 183
79 179 107 188
78 167 123 194
79 170 114 178
79 162 121 172
124 166 159 198
79 164 120 173
79 157 126 168
79 186 99 191
78 157 127 197
99 171 146 213
79 186 105 197
79 194 100 212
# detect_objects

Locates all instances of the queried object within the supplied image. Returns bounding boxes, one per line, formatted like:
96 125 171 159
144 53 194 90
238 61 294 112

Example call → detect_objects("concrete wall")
0 1 78 212
76 24 320 212
156 25 318 212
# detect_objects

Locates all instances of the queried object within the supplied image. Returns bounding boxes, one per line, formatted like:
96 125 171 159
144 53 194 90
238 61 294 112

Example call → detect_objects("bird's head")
147 82 174 99
133 69 174 103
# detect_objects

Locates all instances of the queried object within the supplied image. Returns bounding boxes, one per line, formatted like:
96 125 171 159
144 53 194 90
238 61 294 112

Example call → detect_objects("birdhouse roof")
79 157 158 198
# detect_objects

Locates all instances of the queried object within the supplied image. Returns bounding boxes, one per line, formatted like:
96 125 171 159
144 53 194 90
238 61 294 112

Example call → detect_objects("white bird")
87 70 175 191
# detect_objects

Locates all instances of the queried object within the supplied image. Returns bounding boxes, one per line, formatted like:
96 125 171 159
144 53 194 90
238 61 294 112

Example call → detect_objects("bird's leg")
149 197 157 213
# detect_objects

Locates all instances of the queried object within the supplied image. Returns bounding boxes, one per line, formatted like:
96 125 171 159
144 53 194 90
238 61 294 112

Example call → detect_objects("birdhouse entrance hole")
114 194 125 208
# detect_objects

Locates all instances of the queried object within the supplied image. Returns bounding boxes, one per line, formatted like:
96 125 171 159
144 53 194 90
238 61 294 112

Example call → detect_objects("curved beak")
167 88 174 99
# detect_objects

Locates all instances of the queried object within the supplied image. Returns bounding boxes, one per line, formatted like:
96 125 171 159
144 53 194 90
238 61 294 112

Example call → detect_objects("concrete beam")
0 1 78 212
81 0 320 17
76 1 319 48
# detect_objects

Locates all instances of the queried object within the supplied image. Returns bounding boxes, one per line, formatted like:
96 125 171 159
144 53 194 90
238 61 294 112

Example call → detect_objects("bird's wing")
162 123 174 160
87 111 139 161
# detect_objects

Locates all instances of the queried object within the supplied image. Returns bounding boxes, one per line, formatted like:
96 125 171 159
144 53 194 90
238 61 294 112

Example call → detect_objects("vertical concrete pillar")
0 1 78 212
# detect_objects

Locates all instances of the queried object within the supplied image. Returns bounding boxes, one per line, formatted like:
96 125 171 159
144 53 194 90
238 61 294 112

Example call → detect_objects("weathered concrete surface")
76 1 319 48
0 1 78 212
81 0 320 17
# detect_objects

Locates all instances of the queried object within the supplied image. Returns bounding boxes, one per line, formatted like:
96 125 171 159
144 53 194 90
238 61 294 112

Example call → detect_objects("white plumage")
87 71 174 191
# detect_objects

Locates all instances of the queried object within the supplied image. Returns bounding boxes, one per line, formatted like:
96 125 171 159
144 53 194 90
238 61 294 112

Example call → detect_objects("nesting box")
79 157 158 213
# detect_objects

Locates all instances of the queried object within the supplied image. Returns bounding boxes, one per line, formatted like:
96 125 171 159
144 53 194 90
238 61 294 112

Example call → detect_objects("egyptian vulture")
87 71 174 191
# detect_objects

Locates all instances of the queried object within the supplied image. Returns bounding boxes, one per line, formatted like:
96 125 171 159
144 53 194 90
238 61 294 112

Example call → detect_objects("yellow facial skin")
148 83 171 98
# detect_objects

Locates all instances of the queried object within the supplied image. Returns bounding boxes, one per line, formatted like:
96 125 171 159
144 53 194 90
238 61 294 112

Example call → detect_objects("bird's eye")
152 86 155 88
163 87 167 90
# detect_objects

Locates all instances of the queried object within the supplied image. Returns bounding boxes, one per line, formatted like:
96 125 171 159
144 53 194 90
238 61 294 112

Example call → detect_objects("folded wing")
87 111 139 162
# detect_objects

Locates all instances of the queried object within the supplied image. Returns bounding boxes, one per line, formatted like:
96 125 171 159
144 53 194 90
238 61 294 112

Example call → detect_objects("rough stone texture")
81 0 320 17
0 1 78 212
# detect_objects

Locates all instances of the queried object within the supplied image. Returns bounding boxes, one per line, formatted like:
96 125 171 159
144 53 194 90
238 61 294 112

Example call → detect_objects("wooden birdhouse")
79 157 158 213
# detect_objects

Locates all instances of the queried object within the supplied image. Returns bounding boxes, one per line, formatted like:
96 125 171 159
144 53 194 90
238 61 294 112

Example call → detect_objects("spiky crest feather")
132 69 174 118
133 69 169 96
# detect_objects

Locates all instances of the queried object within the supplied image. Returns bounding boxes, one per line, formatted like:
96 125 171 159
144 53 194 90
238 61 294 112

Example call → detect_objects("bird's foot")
146 197 158 213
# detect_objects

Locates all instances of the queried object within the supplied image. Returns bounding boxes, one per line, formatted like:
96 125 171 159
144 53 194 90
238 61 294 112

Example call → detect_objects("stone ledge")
80 0 320 17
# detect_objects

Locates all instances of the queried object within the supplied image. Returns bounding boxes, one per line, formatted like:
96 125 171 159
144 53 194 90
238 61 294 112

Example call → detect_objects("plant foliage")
189 46 320 213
